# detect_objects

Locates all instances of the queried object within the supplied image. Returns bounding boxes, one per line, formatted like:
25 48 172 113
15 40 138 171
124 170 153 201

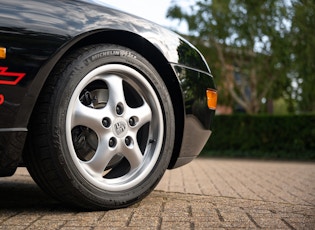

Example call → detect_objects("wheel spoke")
123 141 144 170
71 98 103 131
105 75 126 110
82 135 116 176
128 101 152 128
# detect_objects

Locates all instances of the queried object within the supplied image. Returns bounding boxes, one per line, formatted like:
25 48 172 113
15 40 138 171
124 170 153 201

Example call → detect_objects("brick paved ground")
0 158 314 229
156 158 315 206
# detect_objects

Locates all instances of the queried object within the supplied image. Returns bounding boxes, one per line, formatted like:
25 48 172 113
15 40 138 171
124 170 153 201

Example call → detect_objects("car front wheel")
24 44 175 210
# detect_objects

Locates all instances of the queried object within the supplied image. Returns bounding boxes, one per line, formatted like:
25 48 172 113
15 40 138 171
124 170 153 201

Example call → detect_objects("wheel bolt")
125 136 132 146
116 104 123 115
129 117 136 126
109 137 117 148
102 117 111 128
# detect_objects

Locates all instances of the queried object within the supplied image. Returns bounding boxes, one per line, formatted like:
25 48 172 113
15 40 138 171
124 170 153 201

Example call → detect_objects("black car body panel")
0 0 216 176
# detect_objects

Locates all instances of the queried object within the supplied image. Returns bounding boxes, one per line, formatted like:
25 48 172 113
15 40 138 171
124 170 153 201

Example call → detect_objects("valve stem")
149 139 156 144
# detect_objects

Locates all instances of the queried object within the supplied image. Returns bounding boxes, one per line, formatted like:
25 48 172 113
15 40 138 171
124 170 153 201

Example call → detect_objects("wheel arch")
28 30 184 169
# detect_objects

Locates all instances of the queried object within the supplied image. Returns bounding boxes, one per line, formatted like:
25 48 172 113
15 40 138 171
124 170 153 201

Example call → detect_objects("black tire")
24 44 175 210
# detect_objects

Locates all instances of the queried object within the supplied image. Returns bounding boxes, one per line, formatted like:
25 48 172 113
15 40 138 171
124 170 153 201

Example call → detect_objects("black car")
0 0 217 209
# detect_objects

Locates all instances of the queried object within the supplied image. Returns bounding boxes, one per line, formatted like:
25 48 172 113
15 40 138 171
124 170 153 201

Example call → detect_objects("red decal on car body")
0 94 4 105
0 67 26 85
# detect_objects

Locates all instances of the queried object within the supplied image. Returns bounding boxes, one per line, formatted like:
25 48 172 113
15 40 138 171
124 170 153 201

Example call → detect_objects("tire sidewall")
51 45 174 208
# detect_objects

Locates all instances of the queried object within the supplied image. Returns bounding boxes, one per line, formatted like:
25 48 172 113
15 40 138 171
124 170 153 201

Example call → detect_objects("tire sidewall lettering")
86 49 137 64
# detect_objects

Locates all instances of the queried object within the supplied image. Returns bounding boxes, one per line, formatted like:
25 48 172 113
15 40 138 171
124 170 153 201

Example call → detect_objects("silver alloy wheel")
66 64 164 191
24 44 175 209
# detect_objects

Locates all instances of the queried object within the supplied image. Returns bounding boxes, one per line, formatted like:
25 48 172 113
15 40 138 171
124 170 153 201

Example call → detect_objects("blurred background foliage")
167 0 315 159
167 0 315 115
203 115 315 160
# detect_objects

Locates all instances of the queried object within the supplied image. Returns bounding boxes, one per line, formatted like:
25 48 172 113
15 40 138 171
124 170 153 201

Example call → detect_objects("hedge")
202 115 315 160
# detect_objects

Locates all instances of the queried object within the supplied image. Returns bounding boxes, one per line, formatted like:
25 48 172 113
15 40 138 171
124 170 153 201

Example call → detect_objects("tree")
290 0 315 113
167 0 292 114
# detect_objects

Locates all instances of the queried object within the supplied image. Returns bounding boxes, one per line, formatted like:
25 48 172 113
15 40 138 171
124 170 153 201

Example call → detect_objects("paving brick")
0 158 314 229
27 220 66 230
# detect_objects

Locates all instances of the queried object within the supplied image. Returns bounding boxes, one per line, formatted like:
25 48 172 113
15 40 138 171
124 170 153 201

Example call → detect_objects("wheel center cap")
112 118 128 137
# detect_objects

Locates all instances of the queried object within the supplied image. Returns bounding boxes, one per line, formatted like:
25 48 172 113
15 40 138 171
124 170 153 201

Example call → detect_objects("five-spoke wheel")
24 44 175 209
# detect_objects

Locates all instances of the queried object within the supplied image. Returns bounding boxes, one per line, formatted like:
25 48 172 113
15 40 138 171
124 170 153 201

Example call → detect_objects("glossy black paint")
0 0 216 174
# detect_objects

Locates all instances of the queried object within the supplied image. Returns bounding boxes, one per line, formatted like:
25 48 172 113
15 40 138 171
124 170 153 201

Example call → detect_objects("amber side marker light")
206 89 217 110
0 47 6 59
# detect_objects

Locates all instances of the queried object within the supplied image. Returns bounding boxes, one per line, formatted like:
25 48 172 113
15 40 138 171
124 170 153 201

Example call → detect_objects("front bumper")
171 65 216 168
173 115 212 168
